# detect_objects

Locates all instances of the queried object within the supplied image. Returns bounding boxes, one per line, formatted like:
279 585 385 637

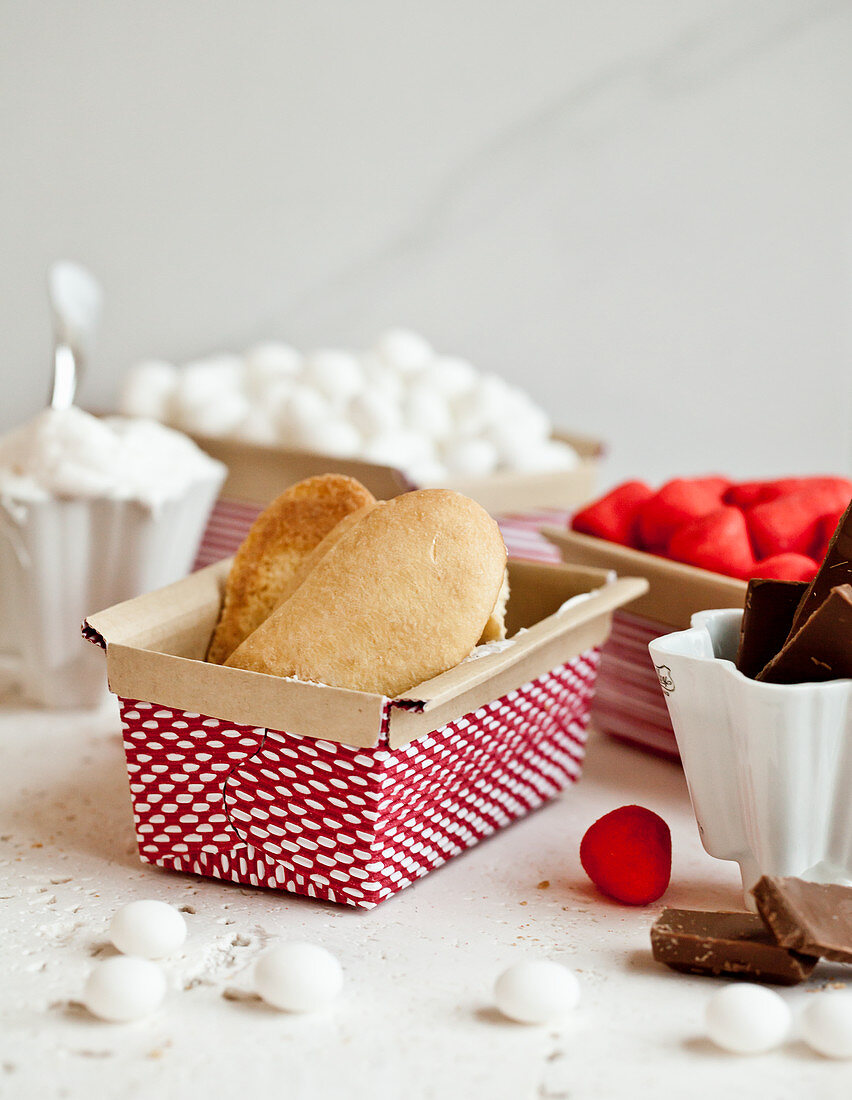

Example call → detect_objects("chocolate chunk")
789 497 852 636
752 876 852 964
735 578 807 679
756 584 852 684
650 907 818 985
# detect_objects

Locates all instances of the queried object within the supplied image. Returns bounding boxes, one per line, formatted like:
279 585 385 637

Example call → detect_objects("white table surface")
0 696 848 1100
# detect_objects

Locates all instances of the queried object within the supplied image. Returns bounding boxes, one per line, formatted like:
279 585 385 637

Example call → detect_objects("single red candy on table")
667 506 755 579
580 805 672 905
636 477 731 554
570 480 654 546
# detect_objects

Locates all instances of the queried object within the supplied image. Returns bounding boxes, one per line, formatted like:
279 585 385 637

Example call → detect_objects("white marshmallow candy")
442 438 498 478
109 899 187 959
452 375 515 437
425 356 477 400
403 385 452 442
347 390 401 438
505 440 580 475
244 342 302 396
168 356 250 437
374 328 433 374
494 960 580 1024
801 994 852 1059
254 943 343 1013
119 360 178 421
404 458 449 487
236 408 281 446
274 385 331 443
359 353 405 405
303 350 364 407
294 420 362 458
84 956 167 1023
704 984 791 1054
362 430 435 471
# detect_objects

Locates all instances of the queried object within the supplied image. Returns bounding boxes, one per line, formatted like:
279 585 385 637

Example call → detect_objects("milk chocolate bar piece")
735 578 807 679
756 584 852 684
789 497 852 636
752 876 852 964
650 907 818 985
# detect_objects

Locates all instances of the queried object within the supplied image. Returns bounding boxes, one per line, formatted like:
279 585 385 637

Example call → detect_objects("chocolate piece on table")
756 584 852 684
650 907 818 985
789 497 852 636
752 876 852 964
735 577 807 679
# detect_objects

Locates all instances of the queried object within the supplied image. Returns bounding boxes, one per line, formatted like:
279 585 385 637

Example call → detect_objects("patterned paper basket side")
119 650 600 909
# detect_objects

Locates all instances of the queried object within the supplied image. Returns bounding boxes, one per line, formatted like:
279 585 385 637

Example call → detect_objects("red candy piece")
571 480 654 546
580 805 672 905
748 553 819 582
746 485 852 559
667 507 756 578
725 477 852 510
637 478 729 554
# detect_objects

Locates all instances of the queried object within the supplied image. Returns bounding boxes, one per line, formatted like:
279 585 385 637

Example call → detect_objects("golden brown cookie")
206 474 376 664
225 489 507 696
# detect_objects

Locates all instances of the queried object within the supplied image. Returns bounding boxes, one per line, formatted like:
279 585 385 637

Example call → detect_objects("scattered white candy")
494 960 580 1024
363 430 435 470
443 438 498 478
303 350 364 406
405 458 450 486
109 899 187 959
375 328 433 373
254 943 343 1013
119 360 178 421
84 956 167 1022
801 994 852 1059
704 984 791 1054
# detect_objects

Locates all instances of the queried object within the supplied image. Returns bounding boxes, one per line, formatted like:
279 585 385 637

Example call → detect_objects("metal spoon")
47 261 103 409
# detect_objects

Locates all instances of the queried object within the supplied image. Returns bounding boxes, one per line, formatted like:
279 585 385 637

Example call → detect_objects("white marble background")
1 0 851 487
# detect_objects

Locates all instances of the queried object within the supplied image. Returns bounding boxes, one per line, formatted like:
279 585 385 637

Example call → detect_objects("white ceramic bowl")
0 472 224 708
649 609 852 907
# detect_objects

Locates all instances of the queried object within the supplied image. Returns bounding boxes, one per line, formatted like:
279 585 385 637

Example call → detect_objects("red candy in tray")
545 475 852 758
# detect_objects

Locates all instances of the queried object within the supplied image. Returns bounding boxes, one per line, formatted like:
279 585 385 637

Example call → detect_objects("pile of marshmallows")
119 329 579 484
83 899 852 1058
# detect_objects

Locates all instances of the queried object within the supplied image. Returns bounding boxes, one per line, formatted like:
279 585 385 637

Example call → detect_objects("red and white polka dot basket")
86 558 645 909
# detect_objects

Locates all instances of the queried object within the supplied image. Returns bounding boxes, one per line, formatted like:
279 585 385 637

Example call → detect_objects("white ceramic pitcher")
649 608 852 908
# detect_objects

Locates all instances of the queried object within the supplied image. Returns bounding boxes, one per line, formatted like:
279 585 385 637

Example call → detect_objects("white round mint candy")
363 430 435 469
109 899 187 959
235 408 280 445
118 360 177 421
442 438 498 478
801 994 852 1059
303 350 363 406
254 943 343 1013
84 956 167 1022
704 984 791 1054
374 328 433 373
494 960 580 1024
360 353 406 405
